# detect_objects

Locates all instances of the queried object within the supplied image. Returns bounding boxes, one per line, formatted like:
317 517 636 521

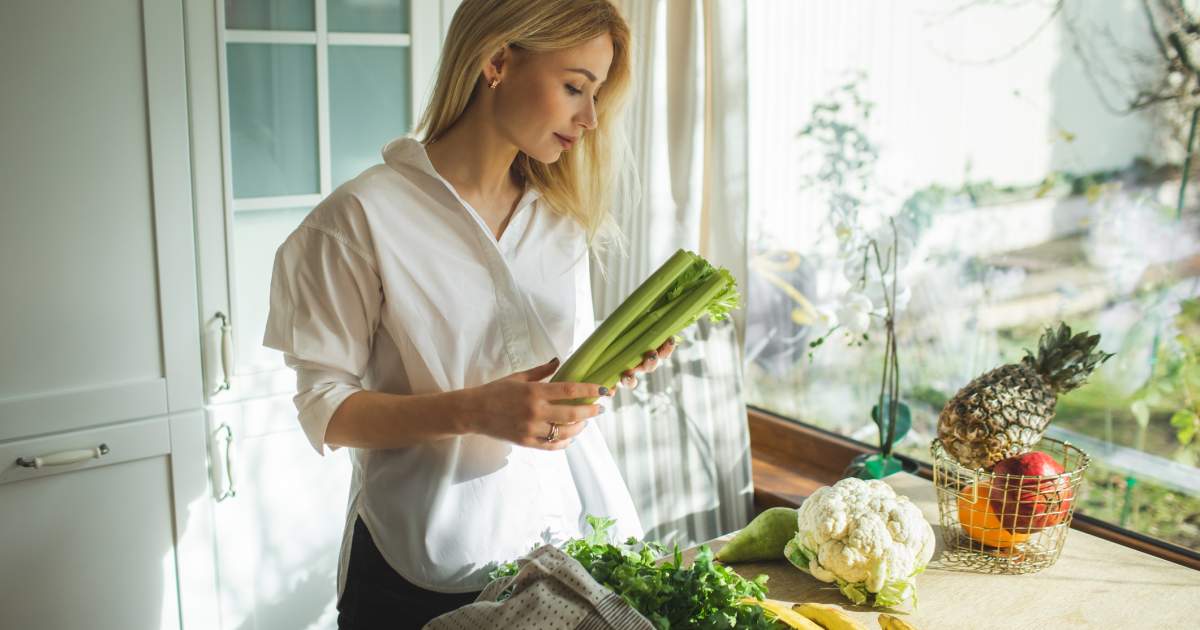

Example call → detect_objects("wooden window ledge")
747 407 1200 571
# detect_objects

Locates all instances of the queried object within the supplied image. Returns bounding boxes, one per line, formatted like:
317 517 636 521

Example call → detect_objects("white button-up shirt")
263 137 643 594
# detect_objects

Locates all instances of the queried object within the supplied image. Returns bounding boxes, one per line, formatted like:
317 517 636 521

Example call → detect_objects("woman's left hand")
607 336 677 394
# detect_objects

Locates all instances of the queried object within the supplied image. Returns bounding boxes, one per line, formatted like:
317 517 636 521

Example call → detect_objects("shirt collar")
382 135 542 210
382 135 439 179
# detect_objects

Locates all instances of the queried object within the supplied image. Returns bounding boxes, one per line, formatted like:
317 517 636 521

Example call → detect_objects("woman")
263 1 671 627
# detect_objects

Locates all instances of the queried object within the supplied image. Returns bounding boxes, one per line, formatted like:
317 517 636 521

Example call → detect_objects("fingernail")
598 386 610 396
647 351 658 361
550 357 560 365
667 337 676 346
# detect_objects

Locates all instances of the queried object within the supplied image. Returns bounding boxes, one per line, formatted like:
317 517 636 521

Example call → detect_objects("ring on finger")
544 423 560 443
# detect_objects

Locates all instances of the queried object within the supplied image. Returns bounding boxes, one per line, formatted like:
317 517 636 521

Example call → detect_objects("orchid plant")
808 219 915 479
798 76 915 479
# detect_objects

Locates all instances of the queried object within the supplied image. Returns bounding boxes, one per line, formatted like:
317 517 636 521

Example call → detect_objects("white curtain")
593 0 752 548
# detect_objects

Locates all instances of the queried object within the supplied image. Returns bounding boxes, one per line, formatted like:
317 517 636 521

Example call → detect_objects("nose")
575 99 598 131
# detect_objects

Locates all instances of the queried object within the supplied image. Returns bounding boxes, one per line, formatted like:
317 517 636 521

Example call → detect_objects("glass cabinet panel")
227 44 320 198
328 0 410 33
225 0 315 31
329 45 411 186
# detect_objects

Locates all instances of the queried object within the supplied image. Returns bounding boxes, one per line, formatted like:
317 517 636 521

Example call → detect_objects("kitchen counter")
688 473 1200 629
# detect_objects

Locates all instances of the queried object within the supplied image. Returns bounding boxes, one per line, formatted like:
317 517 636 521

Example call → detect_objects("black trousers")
337 516 482 629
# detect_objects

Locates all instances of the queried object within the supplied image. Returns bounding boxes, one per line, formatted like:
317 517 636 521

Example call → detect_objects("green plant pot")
843 453 918 480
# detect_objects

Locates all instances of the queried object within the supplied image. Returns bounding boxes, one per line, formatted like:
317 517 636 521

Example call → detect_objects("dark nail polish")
648 351 658 360
598 386 609 396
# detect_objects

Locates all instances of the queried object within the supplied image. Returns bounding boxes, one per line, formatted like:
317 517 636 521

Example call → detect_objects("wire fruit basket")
931 437 1090 574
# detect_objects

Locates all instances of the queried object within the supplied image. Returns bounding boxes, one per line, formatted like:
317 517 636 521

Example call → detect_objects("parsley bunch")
488 516 778 629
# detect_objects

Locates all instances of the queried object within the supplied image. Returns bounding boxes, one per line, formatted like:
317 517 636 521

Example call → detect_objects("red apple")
987 451 1073 533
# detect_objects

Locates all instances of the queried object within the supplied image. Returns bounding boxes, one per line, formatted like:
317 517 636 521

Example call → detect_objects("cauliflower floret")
785 477 935 608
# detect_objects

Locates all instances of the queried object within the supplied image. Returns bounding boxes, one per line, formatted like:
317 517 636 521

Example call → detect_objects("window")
744 0 1200 553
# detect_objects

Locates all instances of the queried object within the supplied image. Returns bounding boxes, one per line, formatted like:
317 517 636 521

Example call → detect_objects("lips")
554 133 576 149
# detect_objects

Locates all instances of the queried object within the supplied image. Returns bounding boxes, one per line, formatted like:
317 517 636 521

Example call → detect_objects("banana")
878 613 921 630
740 598 823 629
792 602 868 630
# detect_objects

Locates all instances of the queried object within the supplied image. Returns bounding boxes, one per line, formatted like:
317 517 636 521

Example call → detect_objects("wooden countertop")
688 473 1200 629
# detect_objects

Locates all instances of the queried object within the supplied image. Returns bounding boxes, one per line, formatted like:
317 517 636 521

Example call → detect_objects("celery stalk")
584 269 735 390
588 300 675 372
585 252 736 373
552 249 697 384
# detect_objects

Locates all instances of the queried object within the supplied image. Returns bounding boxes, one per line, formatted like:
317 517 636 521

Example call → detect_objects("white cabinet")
0 0 202 441
0 0 216 627
3 0 458 627
182 1 457 629
208 397 353 630
0 423 179 629
188 0 450 404
0 418 194 630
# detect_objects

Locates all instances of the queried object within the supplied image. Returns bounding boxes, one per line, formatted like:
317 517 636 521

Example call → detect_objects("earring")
488 78 499 89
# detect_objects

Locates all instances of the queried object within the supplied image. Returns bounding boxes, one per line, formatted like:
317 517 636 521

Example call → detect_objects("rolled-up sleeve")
263 221 382 455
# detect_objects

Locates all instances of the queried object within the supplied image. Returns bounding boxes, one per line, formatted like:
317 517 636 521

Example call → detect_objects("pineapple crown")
1023 322 1115 393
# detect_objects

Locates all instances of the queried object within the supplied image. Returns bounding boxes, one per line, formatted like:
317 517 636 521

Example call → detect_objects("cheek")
542 90 568 118
531 85 568 128
494 80 572 162
506 83 566 131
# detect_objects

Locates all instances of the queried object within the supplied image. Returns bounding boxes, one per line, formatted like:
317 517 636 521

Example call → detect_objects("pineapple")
938 323 1113 470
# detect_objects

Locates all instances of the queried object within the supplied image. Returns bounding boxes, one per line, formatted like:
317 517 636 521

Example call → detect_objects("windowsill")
748 405 931 510
746 406 1200 571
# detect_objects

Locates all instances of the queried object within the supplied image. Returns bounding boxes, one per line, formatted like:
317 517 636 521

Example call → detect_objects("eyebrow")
566 67 603 84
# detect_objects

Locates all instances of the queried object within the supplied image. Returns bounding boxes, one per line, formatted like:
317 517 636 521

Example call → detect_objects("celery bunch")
552 249 740 398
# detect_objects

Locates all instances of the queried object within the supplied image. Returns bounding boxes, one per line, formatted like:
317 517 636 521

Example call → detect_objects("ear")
483 45 513 85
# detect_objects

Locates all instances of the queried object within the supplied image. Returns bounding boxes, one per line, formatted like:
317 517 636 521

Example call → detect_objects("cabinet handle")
16 443 110 469
214 423 236 502
211 311 233 395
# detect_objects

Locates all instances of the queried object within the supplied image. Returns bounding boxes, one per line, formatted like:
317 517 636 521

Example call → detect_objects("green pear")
715 507 799 563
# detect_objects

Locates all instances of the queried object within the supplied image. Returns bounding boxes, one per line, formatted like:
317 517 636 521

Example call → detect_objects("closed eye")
565 84 600 103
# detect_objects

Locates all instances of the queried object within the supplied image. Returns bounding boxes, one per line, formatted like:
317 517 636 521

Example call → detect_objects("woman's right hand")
463 358 608 450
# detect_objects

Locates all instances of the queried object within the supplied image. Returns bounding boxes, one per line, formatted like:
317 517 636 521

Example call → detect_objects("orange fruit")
957 482 1031 548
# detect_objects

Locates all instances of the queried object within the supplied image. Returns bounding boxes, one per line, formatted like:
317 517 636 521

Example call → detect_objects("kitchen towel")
423 544 653 630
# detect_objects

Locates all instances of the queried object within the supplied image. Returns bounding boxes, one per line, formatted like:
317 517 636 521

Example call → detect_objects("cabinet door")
190 0 450 403
182 3 454 628
0 418 181 629
207 396 353 630
0 0 202 441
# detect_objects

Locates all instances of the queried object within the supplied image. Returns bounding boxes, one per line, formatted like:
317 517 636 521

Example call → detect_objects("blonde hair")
415 0 634 248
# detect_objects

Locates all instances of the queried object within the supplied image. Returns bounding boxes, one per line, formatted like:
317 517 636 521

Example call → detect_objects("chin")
516 138 566 164
526 147 562 164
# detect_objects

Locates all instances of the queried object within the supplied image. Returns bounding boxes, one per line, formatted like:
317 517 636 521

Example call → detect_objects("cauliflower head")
784 477 935 608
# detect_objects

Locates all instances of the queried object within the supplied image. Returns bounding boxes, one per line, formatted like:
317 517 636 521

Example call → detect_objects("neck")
424 105 521 198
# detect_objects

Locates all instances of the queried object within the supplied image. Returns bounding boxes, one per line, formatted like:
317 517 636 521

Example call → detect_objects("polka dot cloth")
423 544 654 630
